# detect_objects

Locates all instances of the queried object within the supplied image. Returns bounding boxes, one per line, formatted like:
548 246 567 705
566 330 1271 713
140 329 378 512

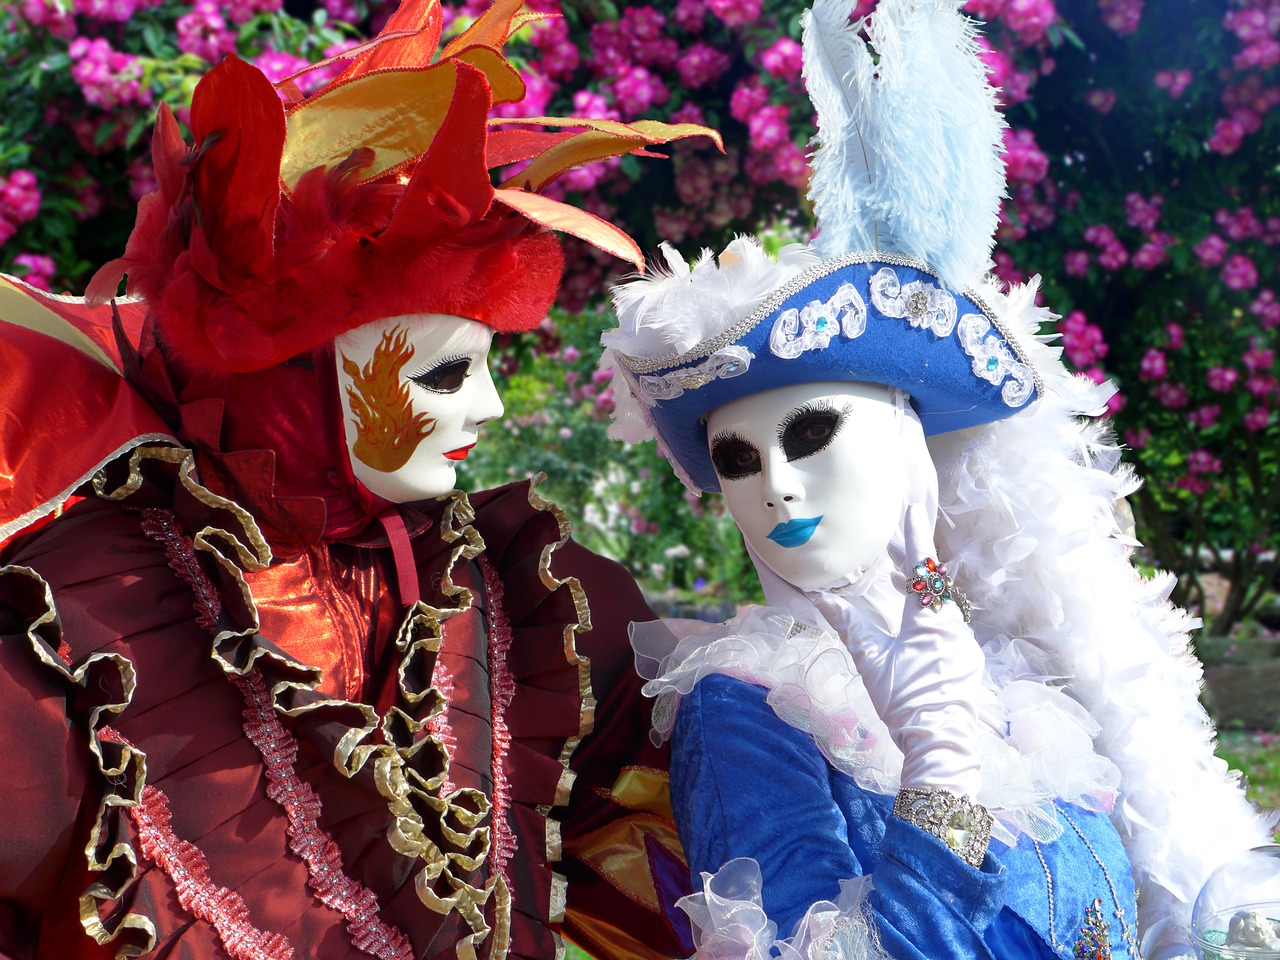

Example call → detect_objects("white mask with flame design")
334 313 504 503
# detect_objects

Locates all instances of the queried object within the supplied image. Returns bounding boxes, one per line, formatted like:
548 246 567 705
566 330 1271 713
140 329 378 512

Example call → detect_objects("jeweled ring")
908 557 972 622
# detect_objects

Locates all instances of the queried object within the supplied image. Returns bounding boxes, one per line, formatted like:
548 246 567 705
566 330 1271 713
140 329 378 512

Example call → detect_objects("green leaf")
93 120 119 147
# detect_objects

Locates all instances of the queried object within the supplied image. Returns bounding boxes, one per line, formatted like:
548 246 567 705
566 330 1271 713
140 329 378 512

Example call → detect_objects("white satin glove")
809 502 995 800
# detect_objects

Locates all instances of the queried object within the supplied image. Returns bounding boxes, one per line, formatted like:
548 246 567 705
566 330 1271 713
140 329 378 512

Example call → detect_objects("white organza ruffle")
633 608 1120 846
678 858 889 960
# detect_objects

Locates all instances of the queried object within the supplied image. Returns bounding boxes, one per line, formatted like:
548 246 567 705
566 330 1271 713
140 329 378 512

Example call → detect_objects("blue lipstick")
766 516 823 548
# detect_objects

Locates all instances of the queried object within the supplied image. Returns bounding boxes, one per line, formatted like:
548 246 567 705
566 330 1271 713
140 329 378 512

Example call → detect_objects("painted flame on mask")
342 326 436 473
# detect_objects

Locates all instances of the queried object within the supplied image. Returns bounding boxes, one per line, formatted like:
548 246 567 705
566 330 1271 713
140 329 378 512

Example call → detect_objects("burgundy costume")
0 1 709 955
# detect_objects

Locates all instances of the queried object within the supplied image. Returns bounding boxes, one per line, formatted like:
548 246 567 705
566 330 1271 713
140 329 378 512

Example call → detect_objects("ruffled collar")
633 605 1121 847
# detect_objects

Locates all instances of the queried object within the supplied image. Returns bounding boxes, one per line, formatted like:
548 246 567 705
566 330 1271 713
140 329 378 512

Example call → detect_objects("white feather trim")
803 0 1007 290
927 301 1278 957
602 237 820 451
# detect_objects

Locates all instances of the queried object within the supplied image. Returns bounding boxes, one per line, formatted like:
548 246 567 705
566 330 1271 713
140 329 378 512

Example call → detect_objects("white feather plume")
803 0 1007 290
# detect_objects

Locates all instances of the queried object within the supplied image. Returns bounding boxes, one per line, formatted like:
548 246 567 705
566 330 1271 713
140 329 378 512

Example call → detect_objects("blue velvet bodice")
671 674 1140 959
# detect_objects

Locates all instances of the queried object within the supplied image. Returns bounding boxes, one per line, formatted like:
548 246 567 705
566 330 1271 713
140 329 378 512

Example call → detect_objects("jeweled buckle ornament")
892 787 993 868
908 557 972 621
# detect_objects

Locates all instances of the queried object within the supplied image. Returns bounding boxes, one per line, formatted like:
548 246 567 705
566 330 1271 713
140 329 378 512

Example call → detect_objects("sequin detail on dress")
101 727 298 960
480 554 518 881
235 669 416 960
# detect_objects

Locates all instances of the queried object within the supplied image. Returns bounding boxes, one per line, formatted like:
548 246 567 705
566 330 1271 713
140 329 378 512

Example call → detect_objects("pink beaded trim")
234 669 415 960
136 507 414 960
139 508 221 630
101 726 298 960
479 555 517 880
427 652 458 797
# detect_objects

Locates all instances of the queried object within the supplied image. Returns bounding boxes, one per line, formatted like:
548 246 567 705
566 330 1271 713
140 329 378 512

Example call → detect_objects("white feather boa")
930 277 1278 959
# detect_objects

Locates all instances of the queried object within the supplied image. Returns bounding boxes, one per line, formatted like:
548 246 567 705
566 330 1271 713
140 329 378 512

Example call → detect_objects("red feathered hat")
88 0 720 374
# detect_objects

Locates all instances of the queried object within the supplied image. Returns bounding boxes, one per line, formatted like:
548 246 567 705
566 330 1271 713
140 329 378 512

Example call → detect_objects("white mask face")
707 381 906 592
335 313 503 503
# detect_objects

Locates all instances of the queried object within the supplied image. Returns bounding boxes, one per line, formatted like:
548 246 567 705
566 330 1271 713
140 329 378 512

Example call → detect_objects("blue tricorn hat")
611 251 1042 494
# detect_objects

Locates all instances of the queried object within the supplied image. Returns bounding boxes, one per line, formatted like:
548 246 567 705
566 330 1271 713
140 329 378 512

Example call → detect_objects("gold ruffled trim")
522 477 594 814
32 443 595 959
0 563 154 956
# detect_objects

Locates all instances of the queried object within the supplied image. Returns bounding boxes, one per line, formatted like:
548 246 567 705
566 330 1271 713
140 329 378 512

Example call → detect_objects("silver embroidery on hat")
768 281 867 359
633 346 754 407
958 314 1035 407
869 266 959 337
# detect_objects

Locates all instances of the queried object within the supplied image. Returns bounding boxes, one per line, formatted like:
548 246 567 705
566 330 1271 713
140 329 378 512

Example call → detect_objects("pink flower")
1208 115 1246 155
1250 289 1280 328
1084 88 1117 114
1002 0 1056 44
531 17 580 78
254 49 309 85
1224 7 1269 44
1187 449 1223 475
126 155 158 201
1083 224 1116 247
1244 406 1273 431
679 42 731 89
747 104 791 152
729 80 769 123
1124 427 1151 449
177 3 236 64
1194 233 1228 267
669 102 707 125
1177 475 1210 496
572 89 620 122
1124 192 1163 231
1138 347 1167 380
653 208 693 244
1188 404 1221 430
1166 322 1184 349
611 66 668 117
1152 381 1189 408
1002 128 1048 184
1207 366 1241 391
707 0 761 27
1063 250 1090 276
1217 206 1263 242
1235 37 1280 72
1098 0 1143 35
1247 373 1277 397
992 250 1025 288
760 38 803 80
1154 69 1193 98
1105 390 1126 416
0 170 42 224
1097 243 1129 271
1244 343 1275 372
772 141 810 188
964 0 1006 17
12 253 55 291
22 0 75 36
674 0 706 32
1221 254 1259 290
1132 235 1170 270
1060 311 1109 367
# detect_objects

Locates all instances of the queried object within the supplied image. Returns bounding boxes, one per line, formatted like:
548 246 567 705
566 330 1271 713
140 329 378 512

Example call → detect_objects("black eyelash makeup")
409 354 472 393
710 429 763 480
778 400 848 462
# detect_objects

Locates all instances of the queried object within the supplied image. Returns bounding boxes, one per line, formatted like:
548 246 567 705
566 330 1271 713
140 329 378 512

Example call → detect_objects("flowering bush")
2 0 1277 631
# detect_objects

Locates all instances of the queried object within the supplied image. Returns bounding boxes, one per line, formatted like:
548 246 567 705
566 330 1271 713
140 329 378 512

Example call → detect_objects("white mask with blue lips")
707 380 908 593
335 312 504 504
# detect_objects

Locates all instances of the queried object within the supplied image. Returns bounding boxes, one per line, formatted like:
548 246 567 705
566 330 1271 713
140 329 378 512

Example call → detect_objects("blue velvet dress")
671 674 1141 960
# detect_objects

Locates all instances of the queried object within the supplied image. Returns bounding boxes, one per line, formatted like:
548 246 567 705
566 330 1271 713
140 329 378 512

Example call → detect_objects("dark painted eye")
781 408 842 461
411 358 471 393
710 434 761 480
